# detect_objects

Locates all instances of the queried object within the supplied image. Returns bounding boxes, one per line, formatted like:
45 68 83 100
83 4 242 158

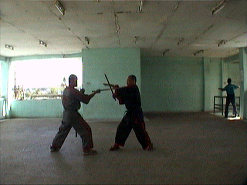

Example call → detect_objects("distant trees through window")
10 58 82 100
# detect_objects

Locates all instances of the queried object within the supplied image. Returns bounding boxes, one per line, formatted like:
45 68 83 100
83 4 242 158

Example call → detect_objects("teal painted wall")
1 57 9 118
203 58 222 111
10 99 63 118
10 99 84 118
141 56 205 112
0 58 5 118
1 58 9 99
82 48 141 119
0 98 4 118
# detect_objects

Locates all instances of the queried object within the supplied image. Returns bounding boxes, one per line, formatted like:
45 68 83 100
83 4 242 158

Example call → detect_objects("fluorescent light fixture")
54 0 65 16
162 49 170 56
39 40 47 47
138 1 143 13
177 38 184 46
5 44 14 50
134 36 139 44
212 0 226 15
85 37 90 45
218 40 227 47
193 50 204 56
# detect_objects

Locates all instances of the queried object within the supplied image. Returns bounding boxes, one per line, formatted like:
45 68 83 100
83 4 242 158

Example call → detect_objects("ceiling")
0 0 247 58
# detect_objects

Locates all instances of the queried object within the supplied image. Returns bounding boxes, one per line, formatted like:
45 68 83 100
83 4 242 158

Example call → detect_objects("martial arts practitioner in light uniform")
50 74 100 155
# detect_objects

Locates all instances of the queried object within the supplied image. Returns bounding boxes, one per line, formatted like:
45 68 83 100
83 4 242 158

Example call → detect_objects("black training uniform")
114 85 152 149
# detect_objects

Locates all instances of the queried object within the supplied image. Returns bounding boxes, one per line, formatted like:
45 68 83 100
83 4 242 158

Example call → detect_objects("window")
10 58 82 100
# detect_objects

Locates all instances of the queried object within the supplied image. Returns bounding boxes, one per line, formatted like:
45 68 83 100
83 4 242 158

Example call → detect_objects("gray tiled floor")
0 112 247 184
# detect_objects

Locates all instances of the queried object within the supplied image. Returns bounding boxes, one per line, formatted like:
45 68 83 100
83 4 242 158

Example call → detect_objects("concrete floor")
0 112 247 184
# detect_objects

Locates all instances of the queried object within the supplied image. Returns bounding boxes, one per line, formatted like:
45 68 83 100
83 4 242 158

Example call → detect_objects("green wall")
0 58 5 118
1 58 9 99
239 48 247 119
203 58 222 111
141 56 224 112
0 57 9 118
8 103 84 118
10 99 63 118
141 56 205 112
10 99 84 118
0 99 5 118
82 48 141 119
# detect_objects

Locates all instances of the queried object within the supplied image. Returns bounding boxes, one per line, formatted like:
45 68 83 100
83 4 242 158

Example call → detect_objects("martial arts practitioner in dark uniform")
110 75 153 151
50 74 100 155
219 78 239 118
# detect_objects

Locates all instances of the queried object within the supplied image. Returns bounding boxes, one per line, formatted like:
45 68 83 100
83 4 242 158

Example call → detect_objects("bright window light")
10 58 82 100
227 116 241 121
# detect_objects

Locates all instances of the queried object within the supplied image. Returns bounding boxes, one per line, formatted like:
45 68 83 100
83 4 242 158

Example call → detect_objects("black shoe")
144 143 154 151
50 145 59 152
83 149 97 156
110 144 120 151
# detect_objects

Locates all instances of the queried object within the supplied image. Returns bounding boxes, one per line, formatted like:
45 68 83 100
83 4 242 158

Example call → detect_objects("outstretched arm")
85 90 101 104
218 87 226 91
72 88 100 104
234 84 240 89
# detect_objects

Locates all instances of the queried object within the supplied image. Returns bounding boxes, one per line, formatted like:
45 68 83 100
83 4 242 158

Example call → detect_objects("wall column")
82 48 141 119
239 47 247 119
1 57 10 117
203 57 210 111
220 58 224 96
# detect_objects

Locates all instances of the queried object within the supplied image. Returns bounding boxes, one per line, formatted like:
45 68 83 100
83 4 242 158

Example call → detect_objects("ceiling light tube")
5 44 14 50
39 40 47 47
218 40 227 47
193 50 204 56
85 37 90 45
177 38 184 46
162 49 170 56
54 0 65 16
134 36 139 44
212 0 226 15
138 1 143 13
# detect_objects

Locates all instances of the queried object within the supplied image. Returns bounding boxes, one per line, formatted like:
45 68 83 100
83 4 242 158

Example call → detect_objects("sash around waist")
62 110 81 122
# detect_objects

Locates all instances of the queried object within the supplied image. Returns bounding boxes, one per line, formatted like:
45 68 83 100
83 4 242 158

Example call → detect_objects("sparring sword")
104 73 116 101
92 88 111 93
103 83 116 87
